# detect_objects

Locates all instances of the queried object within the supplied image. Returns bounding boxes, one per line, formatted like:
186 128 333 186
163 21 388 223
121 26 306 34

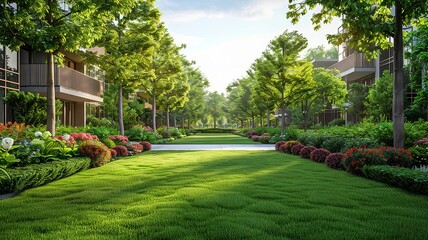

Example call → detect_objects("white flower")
63 134 71 141
1 137 14 150
34 131 43 137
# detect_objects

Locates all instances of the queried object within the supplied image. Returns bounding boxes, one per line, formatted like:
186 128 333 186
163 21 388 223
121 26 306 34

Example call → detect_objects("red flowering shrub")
278 144 288 153
343 148 386 175
78 140 111 167
246 131 257 138
291 144 305 155
325 153 346 169
130 143 144 154
109 135 128 146
310 148 331 163
275 141 287 151
113 146 128 157
71 132 99 145
300 146 317 159
54 135 77 146
140 141 152 151
251 135 261 142
284 141 301 154
378 146 414 168
110 149 118 158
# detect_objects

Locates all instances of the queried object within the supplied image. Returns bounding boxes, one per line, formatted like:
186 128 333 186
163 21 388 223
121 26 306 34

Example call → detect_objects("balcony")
20 64 102 102
328 53 375 82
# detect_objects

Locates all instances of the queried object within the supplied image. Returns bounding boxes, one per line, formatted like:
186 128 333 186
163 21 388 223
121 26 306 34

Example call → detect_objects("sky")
155 0 341 93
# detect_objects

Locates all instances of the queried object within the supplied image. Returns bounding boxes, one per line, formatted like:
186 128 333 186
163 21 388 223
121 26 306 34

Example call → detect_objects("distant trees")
205 92 227 128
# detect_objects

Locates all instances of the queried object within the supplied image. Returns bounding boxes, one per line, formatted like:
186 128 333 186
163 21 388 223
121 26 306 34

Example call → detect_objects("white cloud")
240 0 288 19
162 9 226 23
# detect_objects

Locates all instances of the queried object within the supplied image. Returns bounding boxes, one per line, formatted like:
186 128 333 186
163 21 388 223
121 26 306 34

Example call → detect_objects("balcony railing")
20 64 102 97
329 53 375 73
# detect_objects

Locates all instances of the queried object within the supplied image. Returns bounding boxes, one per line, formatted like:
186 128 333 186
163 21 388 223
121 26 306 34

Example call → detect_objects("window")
6 47 18 72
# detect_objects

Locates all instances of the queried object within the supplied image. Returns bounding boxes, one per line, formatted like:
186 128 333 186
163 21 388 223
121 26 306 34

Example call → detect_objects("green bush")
362 165 428 194
328 119 346 127
341 137 380 152
321 136 347 153
101 138 116 149
86 127 119 140
86 115 117 128
0 157 90 194
125 126 146 141
195 128 237 133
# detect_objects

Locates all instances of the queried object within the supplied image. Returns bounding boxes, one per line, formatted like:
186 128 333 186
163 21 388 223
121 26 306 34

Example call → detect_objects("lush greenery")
170 133 258 145
0 151 427 239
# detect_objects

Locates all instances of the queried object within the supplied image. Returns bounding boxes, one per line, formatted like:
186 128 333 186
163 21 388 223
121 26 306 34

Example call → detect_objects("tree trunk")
214 116 217 128
47 52 56 136
166 106 170 128
173 111 177 128
393 1 404 148
187 118 190 129
152 95 157 133
259 114 263 127
267 110 271 127
182 114 185 129
281 103 286 136
302 101 308 132
118 84 124 135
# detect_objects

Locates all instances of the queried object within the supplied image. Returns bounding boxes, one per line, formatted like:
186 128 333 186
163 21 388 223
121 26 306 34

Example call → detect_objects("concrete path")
151 144 275 151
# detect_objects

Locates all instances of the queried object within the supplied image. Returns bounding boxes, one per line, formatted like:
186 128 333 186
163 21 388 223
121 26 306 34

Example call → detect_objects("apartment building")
0 46 104 127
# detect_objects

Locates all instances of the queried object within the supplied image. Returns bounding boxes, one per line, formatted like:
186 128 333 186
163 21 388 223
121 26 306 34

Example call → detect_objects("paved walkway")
151 144 275 151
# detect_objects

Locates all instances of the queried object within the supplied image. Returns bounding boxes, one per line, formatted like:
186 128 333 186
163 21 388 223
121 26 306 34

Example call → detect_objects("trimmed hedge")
362 165 428 194
196 128 237 133
0 157 90 194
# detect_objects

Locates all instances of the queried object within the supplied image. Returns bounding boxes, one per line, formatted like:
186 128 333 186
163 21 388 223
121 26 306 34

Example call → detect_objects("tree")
300 68 347 131
139 30 182 132
0 0 135 135
86 1 160 135
305 45 338 61
226 77 258 128
348 83 369 123
287 0 428 147
205 92 226 128
365 71 393 121
254 30 314 135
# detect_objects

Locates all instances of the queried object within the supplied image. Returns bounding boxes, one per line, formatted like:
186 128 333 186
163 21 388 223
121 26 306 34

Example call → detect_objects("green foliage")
86 115 117 128
348 83 369 123
365 71 393 121
101 138 116 149
2 91 62 126
125 126 146 141
86 127 120 140
0 157 90 194
31 131 72 163
205 92 227 128
343 148 387 175
363 165 428 194
304 45 338 60
379 146 415 168
320 136 347 153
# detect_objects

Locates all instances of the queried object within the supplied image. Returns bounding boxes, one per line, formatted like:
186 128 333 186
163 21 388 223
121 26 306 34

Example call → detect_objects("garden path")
152 144 274 151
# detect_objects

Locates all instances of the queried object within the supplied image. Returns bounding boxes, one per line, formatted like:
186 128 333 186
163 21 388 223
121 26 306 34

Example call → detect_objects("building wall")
0 45 20 123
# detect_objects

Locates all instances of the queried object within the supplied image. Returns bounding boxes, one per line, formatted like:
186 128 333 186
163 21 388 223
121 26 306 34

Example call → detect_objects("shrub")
325 153 345 169
130 143 144 154
109 135 128 146
260 133 271 144
78 141 111 168
283 141 300 154
305 134 328 148
408 138 428 167
251 135 261 142
310 148 331 163
269 134 286 144
0 157 90 194
341 137 380 152
110 149 117 158
278 144 288 153
246 131 257 139
291 144 305 155
300 146 317 159
113 146 128 157
71 132 99 145
275 141 287 151
343 148 386 175
328 119 346 127
362 165 428 194
379 146 415 168
101 138 116 149
321 136 347 153
86 126 119 140
140 141 152 151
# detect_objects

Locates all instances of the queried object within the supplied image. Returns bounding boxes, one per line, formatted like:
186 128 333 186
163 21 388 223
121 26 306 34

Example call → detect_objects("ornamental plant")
140 141 152 151
110 149 118 158
0 137 20 179
130 143 144 154
278 144 288 153
32 131 71 162
78 141 111 167
251 135 261 142
275 141 287 151
408 138 428 167
378 146 414 168
284 141 301 154
343 147 386 175
0 122 30 141
113 146 128 157
310 148 331 163
70 132 99 145
109 135 128 146
291 144 305 155
260 133 271 144
325 153 346 170
300 146 317 159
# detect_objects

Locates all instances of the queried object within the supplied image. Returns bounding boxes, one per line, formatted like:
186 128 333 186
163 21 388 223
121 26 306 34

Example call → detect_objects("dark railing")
20 64 102 96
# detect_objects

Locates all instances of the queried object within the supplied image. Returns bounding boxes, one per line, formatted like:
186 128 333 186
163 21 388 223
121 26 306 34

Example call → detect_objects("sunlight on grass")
1 151 427 239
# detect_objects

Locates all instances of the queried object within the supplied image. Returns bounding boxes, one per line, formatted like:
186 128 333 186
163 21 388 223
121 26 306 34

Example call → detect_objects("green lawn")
171 133 259 144
1 151 427 239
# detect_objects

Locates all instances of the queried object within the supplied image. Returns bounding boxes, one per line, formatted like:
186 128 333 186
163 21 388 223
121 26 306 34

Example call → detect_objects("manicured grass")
172 133 259 144
1 151 428 239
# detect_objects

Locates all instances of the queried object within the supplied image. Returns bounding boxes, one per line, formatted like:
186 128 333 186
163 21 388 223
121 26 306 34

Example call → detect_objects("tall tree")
287 0 428 147
0 0 136 135
139 30 182 132
300 67 347 131
365 71 393 121
255 30 314 135
305 45 338 61
88 0 160 135
205 91 226 128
